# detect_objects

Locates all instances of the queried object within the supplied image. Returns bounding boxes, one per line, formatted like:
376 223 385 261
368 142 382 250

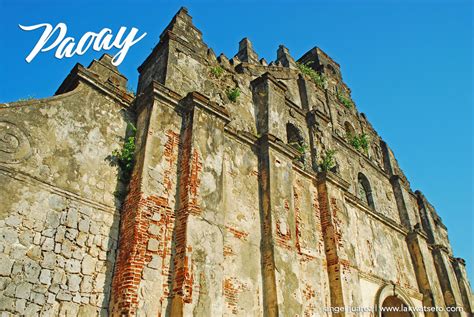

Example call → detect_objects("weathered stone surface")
39 269 52 285
81 254 96 275
0 254 14 276
67 275 81 292
15 282 32 299
0 7 471 317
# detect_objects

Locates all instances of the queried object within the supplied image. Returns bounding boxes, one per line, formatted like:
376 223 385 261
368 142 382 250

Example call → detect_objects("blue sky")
1 0 472 286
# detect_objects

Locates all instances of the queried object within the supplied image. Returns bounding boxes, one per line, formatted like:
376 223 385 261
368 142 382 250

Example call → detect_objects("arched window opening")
344 121 355 138
286 123 306 163
358 173 375 210
381 296 412 317
286 123 304 147
326 64 337 76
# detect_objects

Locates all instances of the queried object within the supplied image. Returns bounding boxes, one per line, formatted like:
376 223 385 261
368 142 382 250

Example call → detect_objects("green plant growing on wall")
297 144 308 156
227 87 241 102
348 133 361 150
337 93 353 109
320 149 336 171
111 122 137 182
296 62 326 89
347 133 369 154
210 66 224 78
289 142 308 164
358 133 369 153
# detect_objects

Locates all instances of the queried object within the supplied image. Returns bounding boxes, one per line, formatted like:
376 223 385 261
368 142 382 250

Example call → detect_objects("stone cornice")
285 98 306 118
223 127 257 147
135 81 182 113
451 257 466 266
431 244 450 254
332 132 389 180
267 133 299 159
345 192 409 236
390 174 412 192
0 165 117 214
292 164 318 181
56 64 133 108
317 170 350 190
358 271 423 301
182 91 231 123
250 72 288 93
406 227 429 242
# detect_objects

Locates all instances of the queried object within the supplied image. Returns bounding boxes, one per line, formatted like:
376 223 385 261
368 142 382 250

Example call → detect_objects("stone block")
15 282 32 299
147 239 159 251
81 254 96 275
59 301 79 316
78 219 90 233
0 254 14 276
68 275 81 292
41 237 55 251
39 269 52 284
65 259 81 273
66 209 79 228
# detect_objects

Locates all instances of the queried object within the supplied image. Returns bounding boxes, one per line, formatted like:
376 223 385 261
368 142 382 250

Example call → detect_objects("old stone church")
0 7 472 317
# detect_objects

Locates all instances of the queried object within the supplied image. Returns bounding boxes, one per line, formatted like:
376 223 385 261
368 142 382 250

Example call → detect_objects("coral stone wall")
0 56 132 316
1 7 472 317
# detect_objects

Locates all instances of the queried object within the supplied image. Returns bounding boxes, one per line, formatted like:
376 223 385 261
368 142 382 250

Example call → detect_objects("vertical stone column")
381 141 418 229
389 175 414 229
316 172 349 317
432 245 465 315
451 257 473 314
416 191 466 315
109 82 183 316
256 136 280 317
406 230 447 316
251 73 284 317
380 141 452 316
168 92 230 316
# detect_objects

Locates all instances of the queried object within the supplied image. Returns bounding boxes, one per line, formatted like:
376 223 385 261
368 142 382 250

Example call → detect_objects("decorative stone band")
431 243 450 254
0 121 32 164
406 225 430 241
55 63 133 108
344 191 409 236
451 257 466 266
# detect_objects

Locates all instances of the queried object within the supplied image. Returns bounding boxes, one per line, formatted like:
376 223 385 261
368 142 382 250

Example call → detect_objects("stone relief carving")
0 121 32 163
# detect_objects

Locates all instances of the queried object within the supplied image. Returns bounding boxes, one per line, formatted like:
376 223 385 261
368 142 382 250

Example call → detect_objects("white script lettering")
19 23 147 66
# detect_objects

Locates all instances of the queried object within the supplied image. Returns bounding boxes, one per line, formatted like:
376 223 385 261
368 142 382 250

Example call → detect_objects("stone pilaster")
109 82 183 316
406 229 447 316
451 257 473 314
431 245 464 316
316 171 350 317
168 92 230 316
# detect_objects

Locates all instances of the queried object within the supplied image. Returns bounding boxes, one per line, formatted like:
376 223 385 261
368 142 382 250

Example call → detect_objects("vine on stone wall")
210 66 224 78
347 133 369 154
296 62 326 89
337 93 353 109
110 122 137 182
290 141 308 164
320 149 337 171
227 87 241 102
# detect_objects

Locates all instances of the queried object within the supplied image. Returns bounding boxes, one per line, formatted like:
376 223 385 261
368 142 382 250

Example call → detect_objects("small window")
358 173 375 210
286 123 304 147
344 121 355 137
326 64 337 76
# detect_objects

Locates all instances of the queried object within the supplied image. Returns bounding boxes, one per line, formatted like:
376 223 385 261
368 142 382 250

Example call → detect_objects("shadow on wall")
103 108 136 316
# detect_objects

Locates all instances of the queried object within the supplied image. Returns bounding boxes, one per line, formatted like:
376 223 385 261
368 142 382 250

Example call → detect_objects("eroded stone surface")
0 7 472 317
